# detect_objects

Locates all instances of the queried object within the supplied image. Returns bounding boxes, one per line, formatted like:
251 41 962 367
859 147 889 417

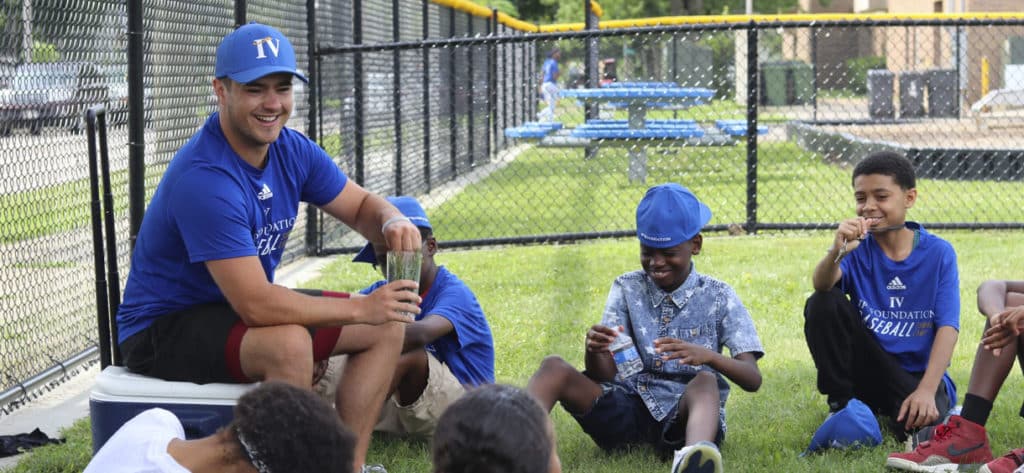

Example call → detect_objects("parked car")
0 61 108 135
99 64 153 127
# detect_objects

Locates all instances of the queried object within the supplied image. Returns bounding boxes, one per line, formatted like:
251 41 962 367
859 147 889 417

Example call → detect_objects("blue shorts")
571 381 724 457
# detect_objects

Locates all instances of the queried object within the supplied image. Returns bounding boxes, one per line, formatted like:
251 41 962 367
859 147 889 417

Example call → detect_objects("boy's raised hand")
653 338 714 366
982 306 1024 356
586 325 619 353
832 217 878 258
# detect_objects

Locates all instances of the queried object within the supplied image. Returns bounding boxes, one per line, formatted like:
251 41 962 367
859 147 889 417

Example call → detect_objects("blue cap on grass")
803 398 882 455
636 183 712 248
215 22 308 84
352 196 431 264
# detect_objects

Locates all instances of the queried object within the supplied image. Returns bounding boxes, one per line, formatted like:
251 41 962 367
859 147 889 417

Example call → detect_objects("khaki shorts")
313 351 466 436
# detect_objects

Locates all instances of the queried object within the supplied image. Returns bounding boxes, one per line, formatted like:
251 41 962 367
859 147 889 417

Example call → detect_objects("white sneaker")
671 441 723 473
361 465 387 473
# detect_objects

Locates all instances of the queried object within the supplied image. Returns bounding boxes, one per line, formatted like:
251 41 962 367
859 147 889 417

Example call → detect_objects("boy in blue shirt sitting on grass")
527 183 764 473
803 151 962 469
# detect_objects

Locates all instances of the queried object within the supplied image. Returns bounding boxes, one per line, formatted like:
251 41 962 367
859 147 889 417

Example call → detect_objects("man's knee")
365 322 405 349
266 324 314 361
242 324 315 380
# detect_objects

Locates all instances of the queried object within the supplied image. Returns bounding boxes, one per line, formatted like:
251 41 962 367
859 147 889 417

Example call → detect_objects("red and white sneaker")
886 416 993 472
979 448 1024 473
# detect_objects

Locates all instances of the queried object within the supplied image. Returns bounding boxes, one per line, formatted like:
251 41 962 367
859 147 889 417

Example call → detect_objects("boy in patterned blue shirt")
527 183 764 473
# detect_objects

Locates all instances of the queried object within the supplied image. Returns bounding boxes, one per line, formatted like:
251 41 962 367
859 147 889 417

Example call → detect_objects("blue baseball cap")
635 183 712 248
353 196 431 264
803 398 882 455
215 22 308 84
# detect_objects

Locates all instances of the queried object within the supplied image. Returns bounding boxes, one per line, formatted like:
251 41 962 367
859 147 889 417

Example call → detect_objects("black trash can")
899 71 927 118
867 69 894 119
927 69 958 117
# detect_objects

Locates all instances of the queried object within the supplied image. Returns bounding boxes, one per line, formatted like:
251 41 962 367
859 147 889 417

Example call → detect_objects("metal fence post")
487 9 496 159
467 12 475 168
354 0 365 185
127 0 144 250
393 0 404 194
234 0 246 27
745 24 759 234
448 7 457 178
811 26 818 121
305 0 320 255
584 0 599 160
422 0 432 192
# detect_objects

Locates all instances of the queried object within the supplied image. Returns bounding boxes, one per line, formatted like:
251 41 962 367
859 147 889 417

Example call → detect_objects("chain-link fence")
318 16 1024 259
3 2 1024 415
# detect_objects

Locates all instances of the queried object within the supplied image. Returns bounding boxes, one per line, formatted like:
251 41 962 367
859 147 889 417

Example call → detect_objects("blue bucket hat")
635 183 712 248
215 22 308 84
352 196 431 264
803 398 882 455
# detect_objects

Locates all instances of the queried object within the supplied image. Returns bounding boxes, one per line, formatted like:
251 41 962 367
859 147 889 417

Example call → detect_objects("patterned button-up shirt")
600 265 764 424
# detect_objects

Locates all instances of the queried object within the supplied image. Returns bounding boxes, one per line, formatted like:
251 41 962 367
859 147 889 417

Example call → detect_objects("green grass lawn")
429 140 1024 243
10 230 1023 473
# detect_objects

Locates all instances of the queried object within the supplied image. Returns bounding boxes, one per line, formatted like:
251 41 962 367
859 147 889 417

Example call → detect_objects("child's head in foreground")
850 151 917 229
432 384 561 473
635 183 712 293
230 381 356 473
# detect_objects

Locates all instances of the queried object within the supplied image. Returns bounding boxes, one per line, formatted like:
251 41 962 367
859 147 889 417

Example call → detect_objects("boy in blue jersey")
116 23 420 472
804 151 960 460
317 196 495 437
527 183 764 473
537 47 561 122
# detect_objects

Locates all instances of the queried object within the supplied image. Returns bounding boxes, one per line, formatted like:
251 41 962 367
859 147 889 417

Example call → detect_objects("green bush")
845 55 886 94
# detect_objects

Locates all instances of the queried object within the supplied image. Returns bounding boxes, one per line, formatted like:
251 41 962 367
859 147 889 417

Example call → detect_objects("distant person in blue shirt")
115 22 421 472
527 183 764 473
537 47 561 122
803 151 960 468
317 196 495 437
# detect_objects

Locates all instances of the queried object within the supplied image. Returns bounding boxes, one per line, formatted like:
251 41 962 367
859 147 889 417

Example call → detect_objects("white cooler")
89 366 257 452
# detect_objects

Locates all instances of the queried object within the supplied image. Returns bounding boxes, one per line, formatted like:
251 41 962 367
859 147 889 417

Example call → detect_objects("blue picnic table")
560 85 715 183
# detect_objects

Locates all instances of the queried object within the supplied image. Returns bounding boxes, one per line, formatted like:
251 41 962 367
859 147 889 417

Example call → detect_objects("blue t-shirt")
361 266 494 386
117 113 348 343
542 58 559 84
839 222 959 399
600 265 764 424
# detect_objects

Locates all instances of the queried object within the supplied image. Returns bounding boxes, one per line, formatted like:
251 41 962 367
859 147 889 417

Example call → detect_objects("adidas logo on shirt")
257 183 274 201
886 276 907 291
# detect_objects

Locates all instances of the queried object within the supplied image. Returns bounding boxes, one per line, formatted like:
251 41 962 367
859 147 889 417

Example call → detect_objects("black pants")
804 288 950 432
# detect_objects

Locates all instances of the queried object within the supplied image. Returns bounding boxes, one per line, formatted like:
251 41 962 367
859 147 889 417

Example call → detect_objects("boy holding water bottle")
527 183 764 473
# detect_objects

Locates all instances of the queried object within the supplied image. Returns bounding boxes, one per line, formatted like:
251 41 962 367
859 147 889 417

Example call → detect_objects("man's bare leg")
333 322 405 469
239 324 317 386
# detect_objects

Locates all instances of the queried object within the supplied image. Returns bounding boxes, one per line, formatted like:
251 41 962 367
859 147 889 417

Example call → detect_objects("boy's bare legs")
527 355 603 413
389 349 430 405
332 322 406 470
671 372 723 473
966 291 1024 411
674 371 721 444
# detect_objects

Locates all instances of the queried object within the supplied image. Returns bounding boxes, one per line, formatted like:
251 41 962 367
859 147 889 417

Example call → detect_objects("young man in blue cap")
317 196 495 437
116 22 420 472
527 183 764 473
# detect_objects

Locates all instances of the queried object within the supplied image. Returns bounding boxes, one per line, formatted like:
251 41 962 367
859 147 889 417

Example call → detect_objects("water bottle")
609 329 643 380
